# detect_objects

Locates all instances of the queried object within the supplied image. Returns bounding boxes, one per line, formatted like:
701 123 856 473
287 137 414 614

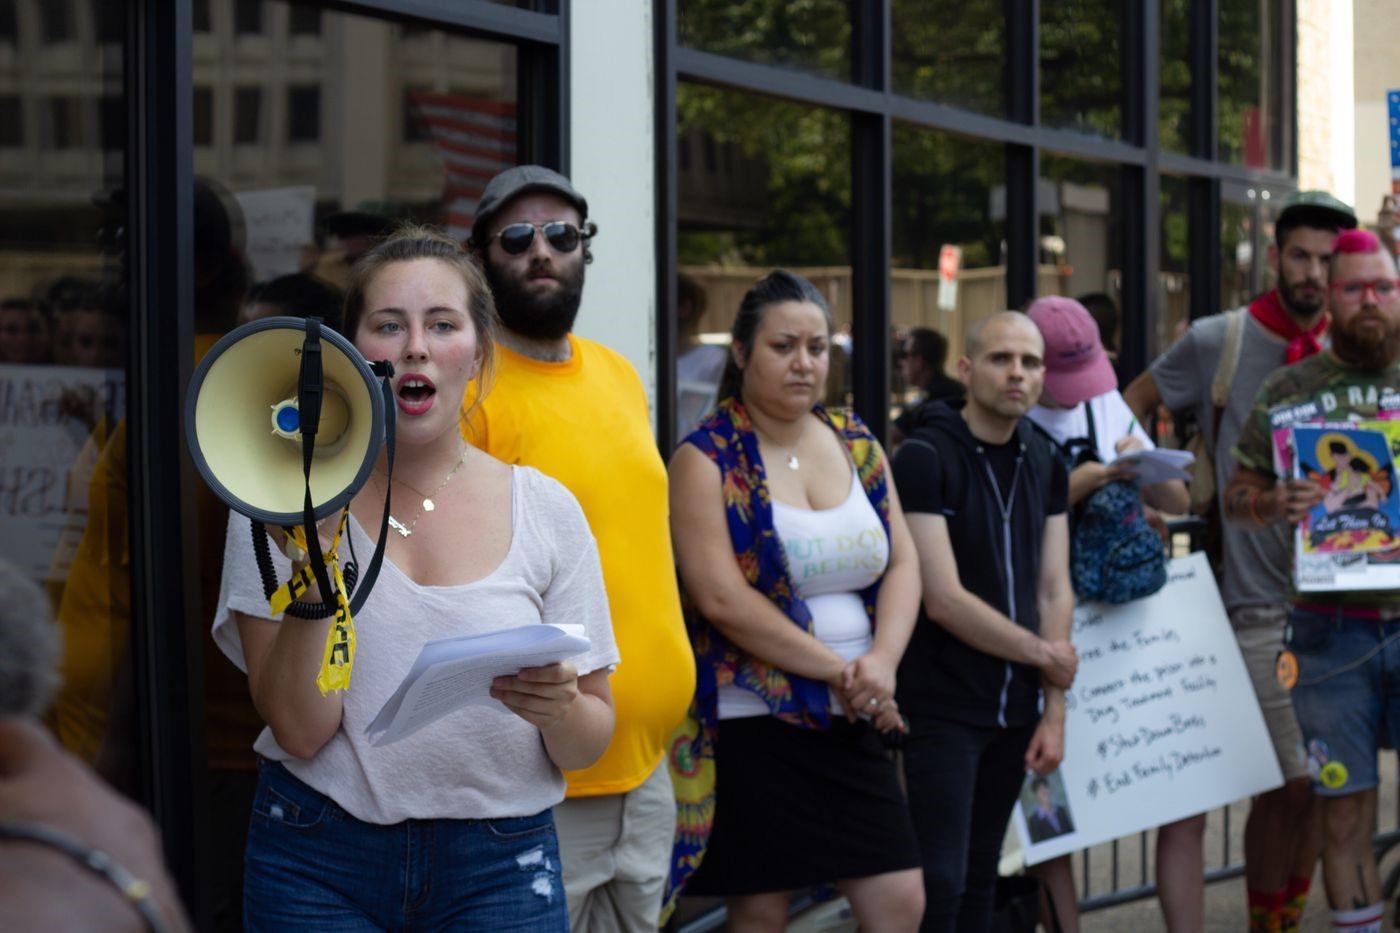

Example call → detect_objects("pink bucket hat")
1025 295 1117 405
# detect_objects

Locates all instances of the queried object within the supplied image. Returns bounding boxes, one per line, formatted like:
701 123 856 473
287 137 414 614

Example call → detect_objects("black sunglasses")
490 221 589 256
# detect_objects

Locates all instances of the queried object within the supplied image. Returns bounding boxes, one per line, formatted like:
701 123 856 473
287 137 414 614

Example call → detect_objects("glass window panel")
0 0 16 42
0 96 21 147
1041 0 1123 138
234 0 264 35
193 0 211 33
92 0 123 44
40 1 75 44
1157 175 1189 359
1219 2 1285 168
1220 198 1254 310
1260 195 1280 294
678 0 852 81
234 87 261 145
673 83 850 448
286 85 320 143
891 0 1005 117
1159 0 1190 153
186 5 522 922
889 125 1004 432
193 86 213 147
99 95 124 152
1037 156 1124 389
0 0 134 800
288 5 321 36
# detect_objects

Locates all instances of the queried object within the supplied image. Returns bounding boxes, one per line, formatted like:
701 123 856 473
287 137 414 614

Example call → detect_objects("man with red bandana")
1226 228 1400 933
1125 190 1357 933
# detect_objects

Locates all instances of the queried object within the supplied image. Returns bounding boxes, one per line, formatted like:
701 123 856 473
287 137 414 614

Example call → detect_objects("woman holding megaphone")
208 226 619 930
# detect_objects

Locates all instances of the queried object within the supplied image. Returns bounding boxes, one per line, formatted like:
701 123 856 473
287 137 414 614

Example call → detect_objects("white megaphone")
185 316 389 525
185 316 397 632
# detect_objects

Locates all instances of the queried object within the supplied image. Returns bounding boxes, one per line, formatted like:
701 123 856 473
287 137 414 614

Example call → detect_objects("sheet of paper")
366 623 590 747
1113 447 1194 485
1012 553 1282 866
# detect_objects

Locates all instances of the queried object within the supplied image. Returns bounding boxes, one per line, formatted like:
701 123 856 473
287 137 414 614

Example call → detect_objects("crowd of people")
3 164 1400 933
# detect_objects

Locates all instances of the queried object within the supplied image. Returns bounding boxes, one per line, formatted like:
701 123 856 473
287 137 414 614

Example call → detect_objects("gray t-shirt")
1150 309 1292 610
212 464 620 824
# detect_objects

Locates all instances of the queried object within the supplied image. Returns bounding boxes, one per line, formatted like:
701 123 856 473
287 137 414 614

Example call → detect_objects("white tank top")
717 468 890 719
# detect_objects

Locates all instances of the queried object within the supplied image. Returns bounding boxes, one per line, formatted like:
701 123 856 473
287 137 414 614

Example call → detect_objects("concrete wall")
1296 0 1353 203
1352 0 1399 226
569 0 657 424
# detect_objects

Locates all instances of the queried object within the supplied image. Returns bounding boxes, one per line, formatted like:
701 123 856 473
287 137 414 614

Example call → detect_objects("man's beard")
1331 310 1400 372
1278 275 1325 319
484 257 584 342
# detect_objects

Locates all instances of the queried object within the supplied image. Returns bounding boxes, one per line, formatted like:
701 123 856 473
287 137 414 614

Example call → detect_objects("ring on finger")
867 696 880 708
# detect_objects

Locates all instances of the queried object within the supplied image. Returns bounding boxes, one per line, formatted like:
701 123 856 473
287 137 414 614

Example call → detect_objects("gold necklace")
377 448 469 537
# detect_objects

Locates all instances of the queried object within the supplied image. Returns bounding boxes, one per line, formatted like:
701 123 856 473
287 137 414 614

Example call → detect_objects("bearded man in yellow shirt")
462 165 695 932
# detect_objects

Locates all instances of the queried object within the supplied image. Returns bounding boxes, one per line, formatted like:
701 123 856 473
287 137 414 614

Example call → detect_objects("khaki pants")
553 759 675 933
1233 604 1309 781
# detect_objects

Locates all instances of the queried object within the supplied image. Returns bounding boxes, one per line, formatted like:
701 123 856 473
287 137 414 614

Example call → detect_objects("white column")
569 0 657 425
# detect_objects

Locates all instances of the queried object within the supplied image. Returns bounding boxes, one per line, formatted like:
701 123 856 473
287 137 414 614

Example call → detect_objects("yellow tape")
264 513 358 695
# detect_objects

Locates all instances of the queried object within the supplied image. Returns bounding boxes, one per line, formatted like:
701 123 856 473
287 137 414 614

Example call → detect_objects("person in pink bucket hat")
1023 294 1197 932
1029 295 1119 407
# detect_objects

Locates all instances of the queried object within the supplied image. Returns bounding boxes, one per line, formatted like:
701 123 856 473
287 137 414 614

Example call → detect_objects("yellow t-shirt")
463 334 695 797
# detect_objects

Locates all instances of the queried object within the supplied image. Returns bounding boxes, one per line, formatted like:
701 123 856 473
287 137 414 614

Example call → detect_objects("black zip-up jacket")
891 399 1067 729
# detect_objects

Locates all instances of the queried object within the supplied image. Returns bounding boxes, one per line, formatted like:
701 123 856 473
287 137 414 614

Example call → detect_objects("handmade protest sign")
1013 552 1282 865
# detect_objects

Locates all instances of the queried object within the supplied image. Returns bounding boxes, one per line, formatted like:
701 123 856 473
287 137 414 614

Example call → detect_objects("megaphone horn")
184 316 385 526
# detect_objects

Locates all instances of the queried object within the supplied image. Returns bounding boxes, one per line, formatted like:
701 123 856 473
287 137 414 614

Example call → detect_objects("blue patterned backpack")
1047 402 1167 604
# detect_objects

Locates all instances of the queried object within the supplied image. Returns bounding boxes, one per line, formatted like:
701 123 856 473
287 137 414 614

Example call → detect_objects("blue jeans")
901 715 1036 933
1287 606 1400 797
244 759 568 931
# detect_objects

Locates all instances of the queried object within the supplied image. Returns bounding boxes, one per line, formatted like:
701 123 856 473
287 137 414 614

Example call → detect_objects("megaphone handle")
349 370 396 617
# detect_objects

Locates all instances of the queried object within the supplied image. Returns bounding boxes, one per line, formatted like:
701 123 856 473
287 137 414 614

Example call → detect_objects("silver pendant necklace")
378 448 469 537
758 418 807 471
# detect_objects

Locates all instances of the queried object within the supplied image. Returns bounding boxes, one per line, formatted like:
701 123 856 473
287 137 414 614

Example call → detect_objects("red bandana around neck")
1249 289 1327 364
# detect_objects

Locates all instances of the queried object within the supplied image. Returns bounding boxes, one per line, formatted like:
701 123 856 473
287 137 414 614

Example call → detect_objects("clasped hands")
832 650 907 734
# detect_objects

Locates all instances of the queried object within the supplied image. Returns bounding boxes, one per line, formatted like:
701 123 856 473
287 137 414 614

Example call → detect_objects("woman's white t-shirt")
717 468 889 719
1026 390 1154 461
212 465 620 825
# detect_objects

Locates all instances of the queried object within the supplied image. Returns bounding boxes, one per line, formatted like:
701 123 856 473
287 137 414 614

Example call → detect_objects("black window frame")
120 3 570 928
656 0 1299 446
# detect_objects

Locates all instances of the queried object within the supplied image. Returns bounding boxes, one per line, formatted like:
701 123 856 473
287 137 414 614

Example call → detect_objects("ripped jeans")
244 759 568 931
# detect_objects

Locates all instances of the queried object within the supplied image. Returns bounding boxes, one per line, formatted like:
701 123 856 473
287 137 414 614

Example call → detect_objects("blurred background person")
890 326 963 447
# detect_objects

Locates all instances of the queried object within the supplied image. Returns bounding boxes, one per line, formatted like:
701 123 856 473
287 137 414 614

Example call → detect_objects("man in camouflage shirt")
1226 229 1400 933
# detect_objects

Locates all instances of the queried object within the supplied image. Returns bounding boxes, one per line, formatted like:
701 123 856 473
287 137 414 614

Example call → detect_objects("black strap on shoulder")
349 362 395 616
1082 400 1100 460
297 317 338 606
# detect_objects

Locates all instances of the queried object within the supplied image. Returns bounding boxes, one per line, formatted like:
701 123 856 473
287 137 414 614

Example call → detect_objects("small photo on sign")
1020 770 1076 845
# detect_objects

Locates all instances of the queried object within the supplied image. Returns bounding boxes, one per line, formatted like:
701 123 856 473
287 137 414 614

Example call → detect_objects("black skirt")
684 714 922 896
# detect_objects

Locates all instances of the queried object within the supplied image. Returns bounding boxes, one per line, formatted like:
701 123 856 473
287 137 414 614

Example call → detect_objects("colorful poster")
1291 426 1400 555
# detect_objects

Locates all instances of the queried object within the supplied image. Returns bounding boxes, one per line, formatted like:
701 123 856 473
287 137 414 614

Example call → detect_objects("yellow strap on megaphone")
267 512 358 695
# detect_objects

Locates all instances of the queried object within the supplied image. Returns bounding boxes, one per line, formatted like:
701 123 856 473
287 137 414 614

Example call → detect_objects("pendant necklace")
377 447 469 537
758 418 807 471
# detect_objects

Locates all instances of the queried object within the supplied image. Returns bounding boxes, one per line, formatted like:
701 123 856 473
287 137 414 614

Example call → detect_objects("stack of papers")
366 623 591 746
1115 448 1195 485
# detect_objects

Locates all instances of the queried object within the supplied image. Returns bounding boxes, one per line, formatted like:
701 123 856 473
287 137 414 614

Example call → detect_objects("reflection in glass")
1041 0 1123 138
676 83 850 442
1037 156 1123 323
678 0 851 80
891 0 1005 117
1221 199 1253 311
1219 3 1283 168
1157 176 1189 359
889 125 1003 431
188 6 521 926
1159 0 1190 153
0 0 131 801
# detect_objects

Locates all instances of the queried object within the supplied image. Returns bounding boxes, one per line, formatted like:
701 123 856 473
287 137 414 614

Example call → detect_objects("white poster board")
234 185 317 283
1013 552 1283 865
0 364 125 581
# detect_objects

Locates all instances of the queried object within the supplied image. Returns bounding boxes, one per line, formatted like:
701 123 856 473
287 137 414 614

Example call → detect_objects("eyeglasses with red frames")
1330 278 1400 302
